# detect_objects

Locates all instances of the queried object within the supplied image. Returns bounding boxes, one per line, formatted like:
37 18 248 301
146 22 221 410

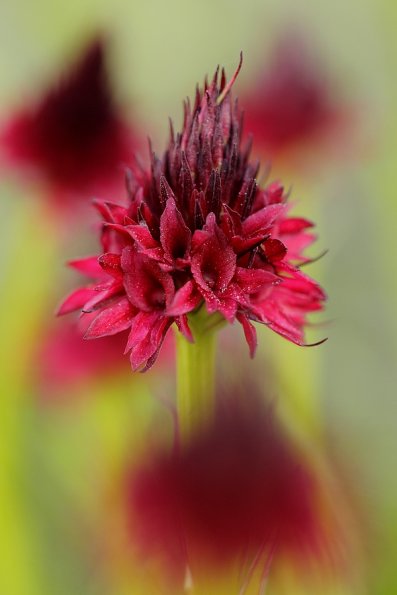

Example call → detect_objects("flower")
0 38 138 203
127 395 325 586
58 56 326 371
35 318 130 401
242 35 343 159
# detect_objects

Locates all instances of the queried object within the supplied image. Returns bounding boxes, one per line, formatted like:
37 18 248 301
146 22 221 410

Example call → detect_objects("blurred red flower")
242 35 346 161
36 317 130 400
127 396 325 587
0 38 139 204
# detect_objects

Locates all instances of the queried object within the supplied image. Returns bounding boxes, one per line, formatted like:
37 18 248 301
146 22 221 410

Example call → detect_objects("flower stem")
175 309 222 444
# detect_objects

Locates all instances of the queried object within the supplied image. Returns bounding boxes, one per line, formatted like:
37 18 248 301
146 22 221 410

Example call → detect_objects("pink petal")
175 314 194 342
126 311 172 371
235 267 278 293
167 281 202 316
68 256 103 277
278 217 314 234
98 253 123 280
191 227 236 294
121 246 175 311
82 281 123 313
242 203 285 237
236 313 257 357
263 238 287 262
84 297 135 339
262 305 304 345
127 224 159 249
93 200 129 224
57 287 96 315
160 197 192 261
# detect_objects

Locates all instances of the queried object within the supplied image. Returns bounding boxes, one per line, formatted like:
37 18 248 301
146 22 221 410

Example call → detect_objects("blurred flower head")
127 393 327 588
35 317 130 401
243 33 347 163
0 38 139 205
58 58 326 371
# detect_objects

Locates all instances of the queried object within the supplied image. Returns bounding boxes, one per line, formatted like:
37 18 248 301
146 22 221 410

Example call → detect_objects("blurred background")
0 0 396 593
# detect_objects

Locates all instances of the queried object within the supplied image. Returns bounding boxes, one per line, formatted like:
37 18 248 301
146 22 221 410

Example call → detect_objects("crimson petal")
236 313 257 357
160 197 192 261
84 297 135 338
122 246 175 312
167 281 202 316
68 256 103 277
242 203 285 237
57 287 96 315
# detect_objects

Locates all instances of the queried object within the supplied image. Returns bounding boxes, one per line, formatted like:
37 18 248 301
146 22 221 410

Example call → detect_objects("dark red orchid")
0 39 138 203
58 58 326 371
242 36 343 158
127 396 324 585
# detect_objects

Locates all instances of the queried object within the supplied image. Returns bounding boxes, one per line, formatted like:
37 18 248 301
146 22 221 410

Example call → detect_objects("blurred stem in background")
175 309 225 444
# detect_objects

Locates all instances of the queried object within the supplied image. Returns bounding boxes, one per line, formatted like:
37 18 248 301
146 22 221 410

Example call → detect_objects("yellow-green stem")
175 310 221 443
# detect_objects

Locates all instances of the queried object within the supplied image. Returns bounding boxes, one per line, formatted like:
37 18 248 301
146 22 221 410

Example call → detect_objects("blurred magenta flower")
58 60 326 371
0 38 139 204
127 395 326 587
35 317 130 400
242 35 346 161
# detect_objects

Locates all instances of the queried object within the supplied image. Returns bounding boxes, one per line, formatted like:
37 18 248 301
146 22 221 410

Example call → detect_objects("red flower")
127 396 324 585
36 318 130 400
0 39 138 203
242 35 343 158
58 57 326 371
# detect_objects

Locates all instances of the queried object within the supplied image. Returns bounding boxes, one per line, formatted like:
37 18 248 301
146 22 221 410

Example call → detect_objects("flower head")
127 395 325 586
242 35 343 159
1 38 138 203
58 57 326 371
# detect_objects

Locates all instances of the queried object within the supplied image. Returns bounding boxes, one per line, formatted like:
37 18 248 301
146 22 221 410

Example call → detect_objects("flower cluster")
59 58 326 371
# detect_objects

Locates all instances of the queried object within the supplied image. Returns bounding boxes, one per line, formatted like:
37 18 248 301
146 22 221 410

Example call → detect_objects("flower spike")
58 59 326 371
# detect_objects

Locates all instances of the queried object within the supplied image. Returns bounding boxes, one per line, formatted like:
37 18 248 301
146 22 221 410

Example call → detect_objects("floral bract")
58 59 326 370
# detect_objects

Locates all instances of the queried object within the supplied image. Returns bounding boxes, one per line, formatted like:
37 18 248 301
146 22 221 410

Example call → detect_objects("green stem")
175 309 222 443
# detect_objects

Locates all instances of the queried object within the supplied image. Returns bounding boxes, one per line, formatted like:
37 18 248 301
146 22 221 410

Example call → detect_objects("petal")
121 246 175 311
235 267 278 294
98 253 123 280
126 311 172 371
160 197 191 261
82 282 123 313
127 224 159 249
93 200 129 224
57 287 96 315
167 281 202 316
191 226 236 294
278 217 314 234
175 314 194 342
242 203 285 237
68 256 103 277
236 313 257 357
263 238 287 262
260 303 304 345
84 297 135 339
